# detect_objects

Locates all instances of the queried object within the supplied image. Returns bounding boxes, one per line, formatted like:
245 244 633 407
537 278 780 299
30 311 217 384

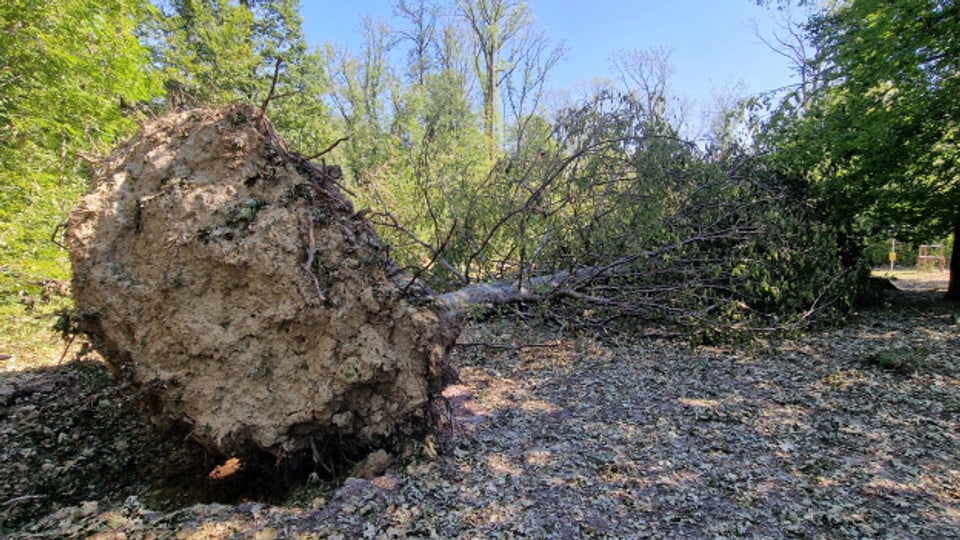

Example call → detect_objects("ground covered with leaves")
2 275 958 538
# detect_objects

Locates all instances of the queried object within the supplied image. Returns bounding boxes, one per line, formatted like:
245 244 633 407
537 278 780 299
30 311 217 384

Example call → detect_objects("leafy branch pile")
423 91 864 334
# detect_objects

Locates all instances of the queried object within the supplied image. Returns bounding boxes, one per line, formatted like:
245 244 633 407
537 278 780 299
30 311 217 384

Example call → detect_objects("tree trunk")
435 268 591 313
947 220 960 301
483 47 497 158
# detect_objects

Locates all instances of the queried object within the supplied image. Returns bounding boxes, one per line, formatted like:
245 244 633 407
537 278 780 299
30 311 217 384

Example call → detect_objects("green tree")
394 0 439 85
0 0 160 291
767 0 960 299
457 0 522 157
150 0 260 106
150 0 334 153
326 12 492 284
326 17 399 185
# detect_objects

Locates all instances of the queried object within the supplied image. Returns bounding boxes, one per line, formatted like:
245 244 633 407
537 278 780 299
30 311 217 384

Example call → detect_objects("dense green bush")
411 91 867 336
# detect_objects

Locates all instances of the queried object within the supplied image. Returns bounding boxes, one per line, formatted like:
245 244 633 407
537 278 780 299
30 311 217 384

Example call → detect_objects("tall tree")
326 17 398 183
611 47 675 125
501 22 563 155
750 6 824 105
456 0 529 157
150 0 334 153
0 0 160 286
768 0 960 299
150 0 261 106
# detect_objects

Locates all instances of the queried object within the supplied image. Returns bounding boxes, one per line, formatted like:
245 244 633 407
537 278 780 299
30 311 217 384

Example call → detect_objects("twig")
305 137 349 161
75 150 100 165
291 156 356 199
310 437 335 476
3 494 46 507
268 91 297 102
259 56 284 116
456 341 561 351
297 173 354 205
302 219 326 303
403 219 458 294
57 334 77 365
367 211 466 283
50 221 68 250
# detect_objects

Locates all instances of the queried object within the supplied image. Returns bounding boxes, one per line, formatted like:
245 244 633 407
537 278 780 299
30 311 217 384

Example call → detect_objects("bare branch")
403 219 459 293
260 56 285 116
367 211 467 283
305 137 349 161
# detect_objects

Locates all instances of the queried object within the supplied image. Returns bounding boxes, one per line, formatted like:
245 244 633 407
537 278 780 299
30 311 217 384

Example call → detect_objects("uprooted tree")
67 104 459 459
66 92 862 461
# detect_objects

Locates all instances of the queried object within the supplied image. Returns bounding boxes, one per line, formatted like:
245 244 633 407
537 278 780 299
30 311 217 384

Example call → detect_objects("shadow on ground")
2 279 958 538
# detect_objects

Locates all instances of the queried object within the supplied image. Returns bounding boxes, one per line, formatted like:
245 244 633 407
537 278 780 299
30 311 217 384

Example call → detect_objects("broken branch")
404 219 459 294
259 56 284 116
306 137 349 161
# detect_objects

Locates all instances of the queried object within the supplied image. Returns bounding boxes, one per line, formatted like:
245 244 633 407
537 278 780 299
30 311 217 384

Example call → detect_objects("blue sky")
300 1 800 112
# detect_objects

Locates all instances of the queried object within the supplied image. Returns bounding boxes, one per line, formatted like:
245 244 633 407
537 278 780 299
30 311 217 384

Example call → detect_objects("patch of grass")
0 253 75 370
871 267 950 283
0 303 75 370
863 346 930 374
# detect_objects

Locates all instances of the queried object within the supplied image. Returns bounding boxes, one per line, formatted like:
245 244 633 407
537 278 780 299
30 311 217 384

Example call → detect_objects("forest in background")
1 0 958 346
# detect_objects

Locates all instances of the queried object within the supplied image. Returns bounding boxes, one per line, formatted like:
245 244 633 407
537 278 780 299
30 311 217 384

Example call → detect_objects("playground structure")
917 244 947 272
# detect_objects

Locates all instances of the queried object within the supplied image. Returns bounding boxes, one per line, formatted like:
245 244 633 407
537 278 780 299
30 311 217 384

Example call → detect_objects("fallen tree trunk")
434 268 589 312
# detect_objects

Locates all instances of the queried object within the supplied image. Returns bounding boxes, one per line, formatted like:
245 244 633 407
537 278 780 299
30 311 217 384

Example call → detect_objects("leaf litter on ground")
1 282 958 538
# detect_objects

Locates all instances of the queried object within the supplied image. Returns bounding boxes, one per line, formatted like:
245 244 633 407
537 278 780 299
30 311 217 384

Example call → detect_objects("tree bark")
484 46 497 158
947 220 960 302
434 268 587 313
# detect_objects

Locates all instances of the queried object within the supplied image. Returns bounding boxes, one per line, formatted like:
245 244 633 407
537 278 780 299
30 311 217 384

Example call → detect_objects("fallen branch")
259 56 284 116
433 224 749 315
434 267 595 313
306 137 349 161
3 494 46 507
456 341 561 351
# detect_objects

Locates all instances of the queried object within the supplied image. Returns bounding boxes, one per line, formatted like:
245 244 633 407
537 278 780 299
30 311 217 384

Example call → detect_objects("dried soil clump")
66 104 458 457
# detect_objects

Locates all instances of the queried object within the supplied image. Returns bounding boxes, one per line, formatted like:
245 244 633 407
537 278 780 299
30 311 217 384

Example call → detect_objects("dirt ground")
1 274 958 538
874 269 951 292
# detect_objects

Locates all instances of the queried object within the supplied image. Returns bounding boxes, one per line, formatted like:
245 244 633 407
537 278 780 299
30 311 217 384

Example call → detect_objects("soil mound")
66 104 458 457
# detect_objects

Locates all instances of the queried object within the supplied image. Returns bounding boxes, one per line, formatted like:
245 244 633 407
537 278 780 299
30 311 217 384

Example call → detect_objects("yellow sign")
889 252 897 262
